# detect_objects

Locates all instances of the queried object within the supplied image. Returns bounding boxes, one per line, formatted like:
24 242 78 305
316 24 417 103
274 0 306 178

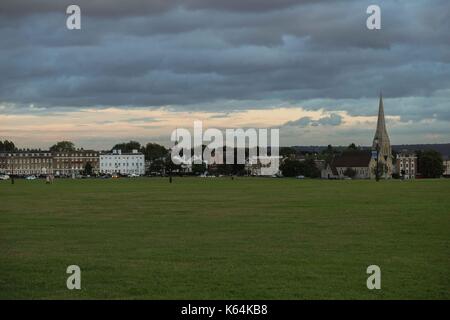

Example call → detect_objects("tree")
280 159 303 177
344 167 357 178
192 162 207 175
392 149 398 163
417 150 444 178
84 162 93 176
280 158 320 178
112 141 141 153
50 141 75 152
301 158 321 178
347 143 358 150
320 144 338 164
0 140 16 152
164 155 182 175
147 158 165 175
211 147 246 176
143 143 167 161
280 147 297 158
372 161 388 179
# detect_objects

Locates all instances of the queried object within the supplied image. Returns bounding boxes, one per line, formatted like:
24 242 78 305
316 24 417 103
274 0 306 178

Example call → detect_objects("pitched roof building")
321 150 372 179
321 93 394 179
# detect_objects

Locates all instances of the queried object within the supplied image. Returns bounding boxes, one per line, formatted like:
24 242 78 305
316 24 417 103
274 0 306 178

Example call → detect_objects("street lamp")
374 138 380 182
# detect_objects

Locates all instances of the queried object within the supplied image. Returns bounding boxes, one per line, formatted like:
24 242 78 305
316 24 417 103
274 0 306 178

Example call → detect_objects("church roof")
332 150 372 168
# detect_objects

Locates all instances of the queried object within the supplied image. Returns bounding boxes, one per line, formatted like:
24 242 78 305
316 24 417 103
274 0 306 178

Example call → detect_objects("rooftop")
332 150 372 168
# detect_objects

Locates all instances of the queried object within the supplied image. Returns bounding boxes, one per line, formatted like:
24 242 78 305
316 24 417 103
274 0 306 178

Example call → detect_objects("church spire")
373 92 390 149
370 92 393 179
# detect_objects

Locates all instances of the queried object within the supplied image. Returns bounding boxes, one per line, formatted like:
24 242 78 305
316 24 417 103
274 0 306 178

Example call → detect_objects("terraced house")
0 151 53 176
52 150 99 176
99 149 145 175
0 150 99 176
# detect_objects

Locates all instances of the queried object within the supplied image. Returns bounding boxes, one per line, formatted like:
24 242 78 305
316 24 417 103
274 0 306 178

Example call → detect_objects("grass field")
0 177 449 299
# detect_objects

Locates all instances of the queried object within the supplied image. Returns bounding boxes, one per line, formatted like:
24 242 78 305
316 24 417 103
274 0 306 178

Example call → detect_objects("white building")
395 151 417 179
245 155 281 176
443 158 450 177
100 149 145 175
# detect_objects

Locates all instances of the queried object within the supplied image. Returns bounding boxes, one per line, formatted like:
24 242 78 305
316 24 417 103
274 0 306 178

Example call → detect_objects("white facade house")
245 155 281 176
100 149 145 175
444 158 450 177
395 152 417 179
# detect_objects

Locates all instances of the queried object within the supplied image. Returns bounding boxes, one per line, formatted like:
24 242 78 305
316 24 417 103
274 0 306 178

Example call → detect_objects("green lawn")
0 177 449 299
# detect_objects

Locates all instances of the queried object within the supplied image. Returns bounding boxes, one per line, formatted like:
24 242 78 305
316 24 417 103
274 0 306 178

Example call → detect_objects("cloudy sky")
0 0 449 149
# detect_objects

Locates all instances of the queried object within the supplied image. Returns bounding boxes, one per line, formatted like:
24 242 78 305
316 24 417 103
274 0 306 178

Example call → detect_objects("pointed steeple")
371 92 392 179
373 92 390 149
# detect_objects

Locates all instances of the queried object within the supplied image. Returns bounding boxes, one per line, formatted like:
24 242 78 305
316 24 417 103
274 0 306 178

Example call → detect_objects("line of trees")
279 158 320 178
0 140 16 152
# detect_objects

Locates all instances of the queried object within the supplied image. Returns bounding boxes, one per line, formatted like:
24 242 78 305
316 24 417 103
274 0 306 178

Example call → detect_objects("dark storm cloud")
0 0 449 124
0 0 338 17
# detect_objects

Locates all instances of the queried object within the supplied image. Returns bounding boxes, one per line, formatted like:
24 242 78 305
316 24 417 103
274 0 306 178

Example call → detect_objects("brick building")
0 151 53 176
0 150 99 176
53 150 99 176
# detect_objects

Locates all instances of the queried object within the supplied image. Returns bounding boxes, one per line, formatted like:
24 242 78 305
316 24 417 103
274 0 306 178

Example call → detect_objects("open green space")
0 177 449 299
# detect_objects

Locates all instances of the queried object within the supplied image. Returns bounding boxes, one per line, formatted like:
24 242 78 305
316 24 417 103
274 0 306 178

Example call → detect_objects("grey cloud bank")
0 0 449 145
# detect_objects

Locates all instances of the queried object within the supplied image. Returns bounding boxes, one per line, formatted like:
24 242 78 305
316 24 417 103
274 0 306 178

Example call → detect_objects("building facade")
395 151 417 179
245 156 281 176
0 150 99 176
321 151 372 179
0 151 53 176
100 149 145 175
53 150 99 176
443 158 450 177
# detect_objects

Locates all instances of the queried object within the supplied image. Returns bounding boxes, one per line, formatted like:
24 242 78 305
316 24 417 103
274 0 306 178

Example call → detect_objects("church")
369 93 394 179
321 94 393 179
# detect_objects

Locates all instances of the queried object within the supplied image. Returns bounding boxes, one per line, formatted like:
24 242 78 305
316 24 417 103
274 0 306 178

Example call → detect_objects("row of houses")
0 149 145 177
1 147 447 179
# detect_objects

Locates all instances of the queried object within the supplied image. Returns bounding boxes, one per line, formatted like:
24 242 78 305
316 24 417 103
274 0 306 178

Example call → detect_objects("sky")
0 0 449 149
